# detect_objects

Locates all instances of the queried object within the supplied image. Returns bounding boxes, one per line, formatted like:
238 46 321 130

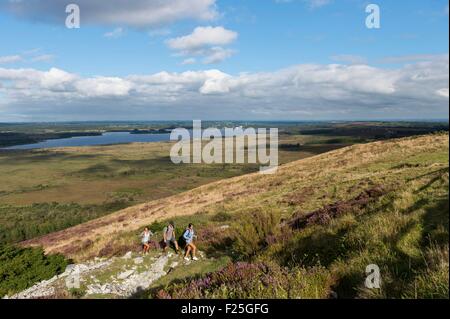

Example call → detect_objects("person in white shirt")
140 227 153 255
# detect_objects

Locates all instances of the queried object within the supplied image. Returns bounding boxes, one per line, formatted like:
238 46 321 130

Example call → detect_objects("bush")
155 261 332 299
232 210 281 258
0 245 69 297
211 211 232 222
69 287 86 299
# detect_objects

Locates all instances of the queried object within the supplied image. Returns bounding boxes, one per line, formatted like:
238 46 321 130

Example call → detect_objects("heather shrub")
196 225 234 256
232 210 281 258
155 261 332 299
212 211 232 222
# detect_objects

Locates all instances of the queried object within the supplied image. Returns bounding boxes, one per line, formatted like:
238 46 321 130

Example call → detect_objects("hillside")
0 132 343 245
18 133 449 299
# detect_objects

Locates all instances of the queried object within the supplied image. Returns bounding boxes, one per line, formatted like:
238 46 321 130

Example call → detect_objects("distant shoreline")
0 130 176 150
0 121 448 149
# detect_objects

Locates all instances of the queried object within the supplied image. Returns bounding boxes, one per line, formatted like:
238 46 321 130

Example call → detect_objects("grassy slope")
153 133 448 299
22 134 449 298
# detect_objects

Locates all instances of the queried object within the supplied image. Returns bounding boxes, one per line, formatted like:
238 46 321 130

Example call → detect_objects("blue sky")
0 0 448 121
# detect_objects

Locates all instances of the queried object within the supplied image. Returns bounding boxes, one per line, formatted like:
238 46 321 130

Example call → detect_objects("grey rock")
122 251 133 259
118 270 135 280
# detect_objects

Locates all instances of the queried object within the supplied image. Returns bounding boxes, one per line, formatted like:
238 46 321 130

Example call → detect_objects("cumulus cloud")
0 0 217 28
0 55 448 120
0 67 131 97
75 77 132 97
167 26 238 64
167 26 237 51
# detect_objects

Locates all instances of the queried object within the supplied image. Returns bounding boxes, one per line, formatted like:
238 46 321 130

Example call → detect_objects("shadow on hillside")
421 196 449 245
278 225 356 269
333 196 449 299
333 220 420 299
417 168 449 193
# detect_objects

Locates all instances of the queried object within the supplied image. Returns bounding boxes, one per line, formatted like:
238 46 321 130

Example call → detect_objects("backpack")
178 229 188 248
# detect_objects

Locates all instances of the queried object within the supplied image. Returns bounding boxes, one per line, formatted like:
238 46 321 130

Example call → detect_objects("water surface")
3 132 172 150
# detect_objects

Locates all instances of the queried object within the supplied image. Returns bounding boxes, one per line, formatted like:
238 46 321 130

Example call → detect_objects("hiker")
140 227 153 255
163 221 180 253
183 223 198 261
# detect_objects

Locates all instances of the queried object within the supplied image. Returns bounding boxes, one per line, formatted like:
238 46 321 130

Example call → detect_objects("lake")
3 132 173 150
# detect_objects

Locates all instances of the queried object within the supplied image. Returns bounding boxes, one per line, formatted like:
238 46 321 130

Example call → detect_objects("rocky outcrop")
5 251 199 299
6 258 113 299
85 254 170 296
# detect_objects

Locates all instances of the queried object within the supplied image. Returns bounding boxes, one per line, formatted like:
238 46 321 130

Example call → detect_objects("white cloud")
198 70 231 94
0 55 22 64
203 47 236 64
167 26 237 51
0 0 218 28
167 26 238 64
104 27 125 39
437 88 449 98
39 68 76 90
75 77 132 97
0 55 448 120
22 48 42 56
181 58 197 65
31 54 55 62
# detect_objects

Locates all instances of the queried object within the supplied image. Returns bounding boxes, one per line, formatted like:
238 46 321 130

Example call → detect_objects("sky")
0 0 448 122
